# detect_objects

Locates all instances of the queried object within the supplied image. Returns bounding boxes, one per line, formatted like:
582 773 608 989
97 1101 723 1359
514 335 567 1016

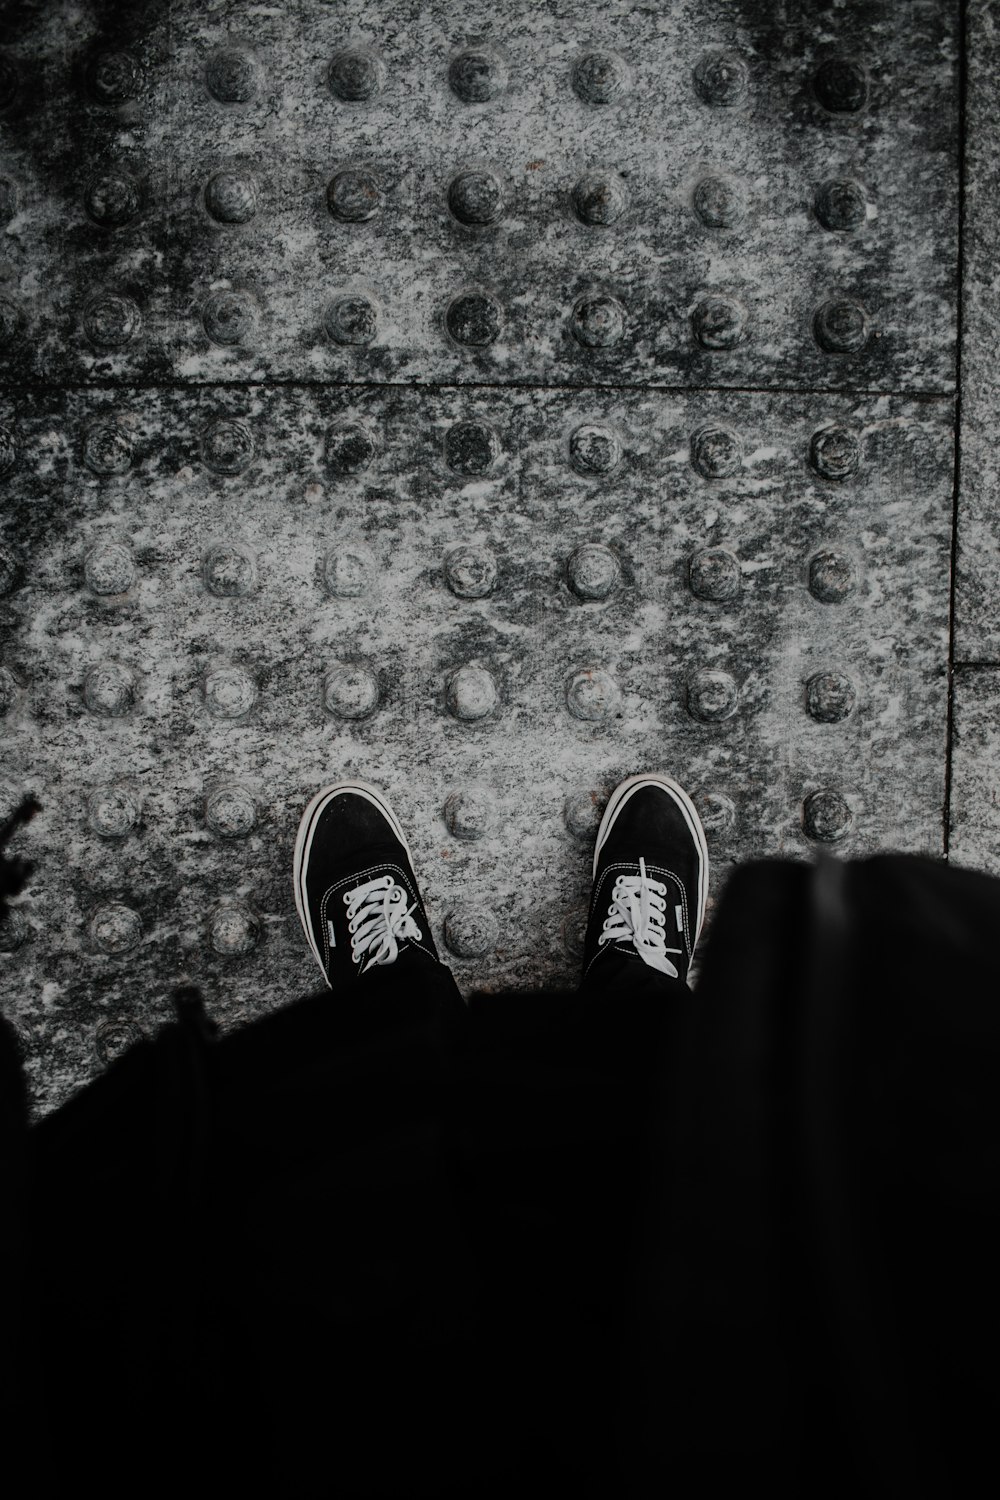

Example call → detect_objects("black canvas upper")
299 791 440 989
583 781 705 986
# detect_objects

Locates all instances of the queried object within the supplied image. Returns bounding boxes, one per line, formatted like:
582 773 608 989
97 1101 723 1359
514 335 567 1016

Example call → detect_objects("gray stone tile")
949 667 1000 873
0 0 958 391
955 0 1000 659
1 384 953 1113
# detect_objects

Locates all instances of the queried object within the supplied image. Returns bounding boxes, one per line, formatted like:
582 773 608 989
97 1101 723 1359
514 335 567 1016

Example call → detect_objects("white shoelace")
598 857 683 977
344 874 422 973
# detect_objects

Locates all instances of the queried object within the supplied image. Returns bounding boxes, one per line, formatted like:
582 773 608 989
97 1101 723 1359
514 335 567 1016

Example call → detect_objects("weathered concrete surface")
950 667 1000 875
0 0 965 1115
955 0 1000 659
0 385 953 1113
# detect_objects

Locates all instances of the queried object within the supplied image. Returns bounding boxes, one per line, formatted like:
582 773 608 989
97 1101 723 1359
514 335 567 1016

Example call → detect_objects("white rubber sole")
592 774 711 952
292 780 414 986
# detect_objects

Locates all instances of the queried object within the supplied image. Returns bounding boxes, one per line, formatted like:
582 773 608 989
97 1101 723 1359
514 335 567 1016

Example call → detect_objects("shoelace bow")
345 874 422 972
598 856 683 977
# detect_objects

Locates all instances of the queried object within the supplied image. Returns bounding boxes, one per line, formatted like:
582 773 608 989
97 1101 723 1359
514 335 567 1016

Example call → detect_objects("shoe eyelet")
352 951 360 964
343 892 353 905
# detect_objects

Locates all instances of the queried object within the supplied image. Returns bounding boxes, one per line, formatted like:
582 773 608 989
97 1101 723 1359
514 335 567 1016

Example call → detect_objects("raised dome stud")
692 295 748 350
83 49 139 105
324 421 377 475
690 422 742 478
87 784 141 839
200 416 256 474
201 288 259 347
322 662 380 720
83 660 136 716
443 785 497 840
322 548 369 598
328 49 385 102
209 901 261 956
205 783 256 838
693 50 749 107
693 174 746 228
96 1017 144 1064
82 417 135 475
570 293 625 349
813 298 871 354
563 787 602 840
203 664 258 720
693 790 736 836
689 547 741 602
569 422 622 475
202 543 257 597
204 170 258 224
808 548 858 603
205 47 261 104
565 666 621 723
84 170 140 228
84 541 135 595
446 290 503 347
82 290 143 349
448 48 507 103
88 901 142 954
572 172 628 226
572 50 628 105
814 178 867 231
813 57 868 113
566 543 620 601
443 906 499 958
805 670 857 723
444 420 501 475
802 787 854 841
686 667 739 723
446 664 498 722
809 423 862 480
447 169 504 227
327 168 382 222
324 292 378 346
444 544 497 599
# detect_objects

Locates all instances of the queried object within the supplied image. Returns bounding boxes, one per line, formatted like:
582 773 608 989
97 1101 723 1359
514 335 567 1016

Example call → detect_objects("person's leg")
456 774 709 1494
615 850 1000 1499
20 782 491 1499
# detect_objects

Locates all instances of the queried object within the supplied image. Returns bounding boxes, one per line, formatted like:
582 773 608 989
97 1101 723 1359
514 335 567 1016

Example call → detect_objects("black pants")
5 854 1000 1497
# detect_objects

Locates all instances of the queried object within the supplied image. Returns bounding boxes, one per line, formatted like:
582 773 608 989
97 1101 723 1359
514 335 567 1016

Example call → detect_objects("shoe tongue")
326 843 412 892
617 870 686 953
626 867 685 937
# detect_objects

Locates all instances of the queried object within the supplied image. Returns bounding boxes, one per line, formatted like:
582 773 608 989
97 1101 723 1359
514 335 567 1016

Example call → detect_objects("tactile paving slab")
0 0 958 391
0 383 953 1113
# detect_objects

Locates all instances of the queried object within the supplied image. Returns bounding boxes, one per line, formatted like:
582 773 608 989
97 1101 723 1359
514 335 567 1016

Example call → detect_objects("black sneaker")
293 781 440 990
582 774 710 986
